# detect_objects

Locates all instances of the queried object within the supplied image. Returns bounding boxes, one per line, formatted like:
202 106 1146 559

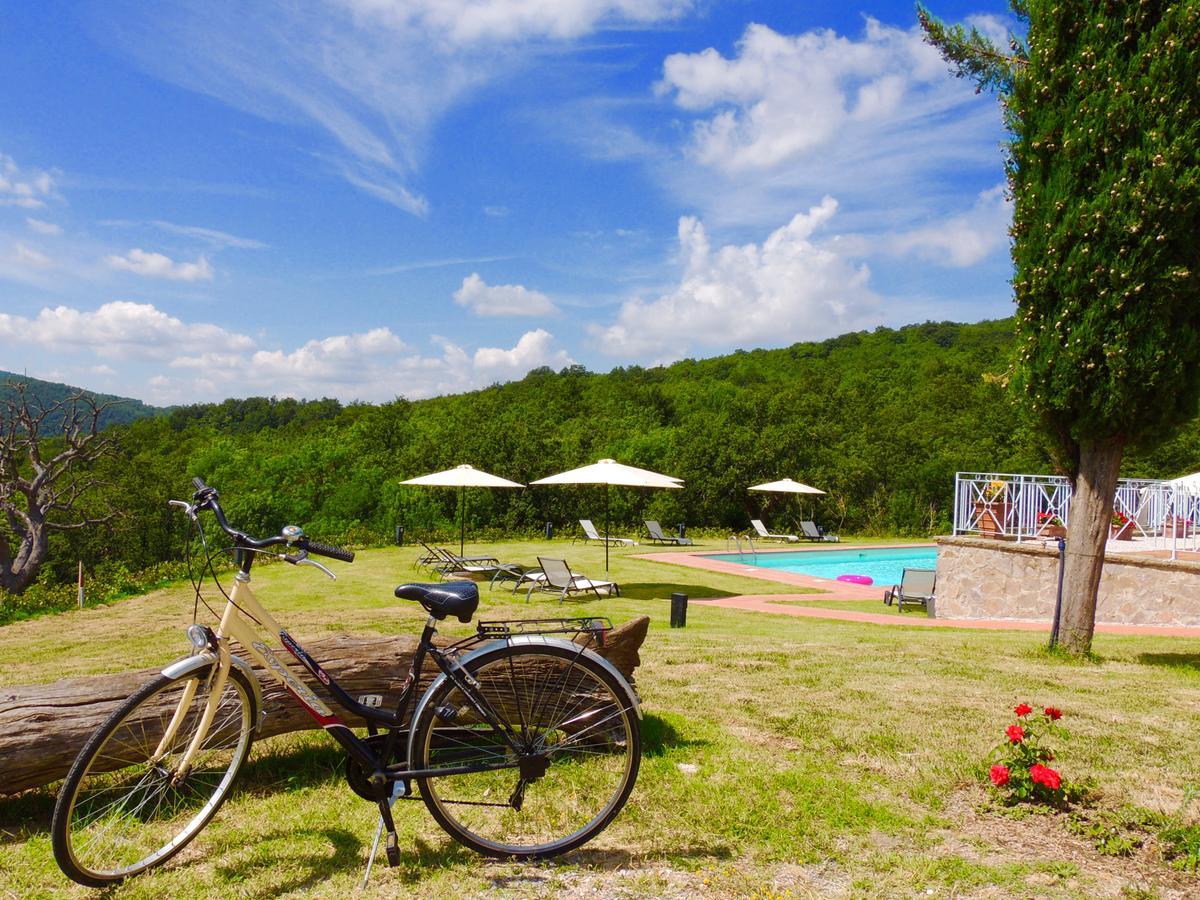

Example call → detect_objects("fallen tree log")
0 615 648 795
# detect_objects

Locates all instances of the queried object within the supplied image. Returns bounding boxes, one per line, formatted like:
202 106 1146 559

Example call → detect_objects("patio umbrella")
749 478 826 525
531 458 683 573
400 464 524 557
748 478 825 495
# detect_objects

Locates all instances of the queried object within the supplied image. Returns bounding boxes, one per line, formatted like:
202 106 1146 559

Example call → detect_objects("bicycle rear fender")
161 652 266 733
407 635 642 766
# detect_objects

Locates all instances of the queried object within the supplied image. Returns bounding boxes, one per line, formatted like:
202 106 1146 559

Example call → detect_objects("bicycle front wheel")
411 643 640 858
51 662 256 887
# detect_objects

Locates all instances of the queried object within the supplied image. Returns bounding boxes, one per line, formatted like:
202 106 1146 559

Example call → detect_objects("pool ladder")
726 533 758 563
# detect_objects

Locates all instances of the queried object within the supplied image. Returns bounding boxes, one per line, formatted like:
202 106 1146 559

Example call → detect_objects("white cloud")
11 242 53 269
0 301 255 360
0 155 57 208
26 218 62 236
0 301 570 403
592 197 879 360
890 184 1010 267
660 20 971 173
472 328 572 381
106 248 214 281
148 221 266 249
483 205 509 218
97 0 688 214
654 19 1006 230
453 273 558 317
339 0 689 44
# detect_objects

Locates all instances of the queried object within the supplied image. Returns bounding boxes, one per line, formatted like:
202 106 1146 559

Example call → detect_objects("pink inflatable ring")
837 573 873 585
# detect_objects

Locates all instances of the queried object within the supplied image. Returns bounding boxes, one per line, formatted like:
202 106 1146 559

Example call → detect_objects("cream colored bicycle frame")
154 569 333 775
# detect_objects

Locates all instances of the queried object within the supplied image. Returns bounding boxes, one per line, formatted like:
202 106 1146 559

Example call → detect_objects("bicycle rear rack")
474 616 613 647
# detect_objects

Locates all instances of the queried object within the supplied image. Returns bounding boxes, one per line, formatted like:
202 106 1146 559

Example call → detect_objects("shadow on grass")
641 713 709 758
1137 652 1200 672
0 790 54 842
214 825 365 897
236 739 351 796
618 582 737 601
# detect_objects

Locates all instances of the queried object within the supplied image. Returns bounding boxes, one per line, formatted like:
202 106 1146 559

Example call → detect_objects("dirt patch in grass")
937 786 1198 898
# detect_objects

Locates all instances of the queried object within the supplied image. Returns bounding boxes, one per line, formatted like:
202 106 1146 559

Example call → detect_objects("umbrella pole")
460 486 465 558
605 485 610 574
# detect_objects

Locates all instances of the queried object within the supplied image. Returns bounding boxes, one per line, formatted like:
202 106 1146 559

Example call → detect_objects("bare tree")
0 382 117 594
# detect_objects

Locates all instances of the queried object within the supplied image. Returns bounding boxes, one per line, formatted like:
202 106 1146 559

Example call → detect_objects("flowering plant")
1111 510 1130 528
982 480 1007 501
1037 511 1064 527
987 703 1067 803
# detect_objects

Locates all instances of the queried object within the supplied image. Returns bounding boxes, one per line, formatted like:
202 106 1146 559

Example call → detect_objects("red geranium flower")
1006 724 1024 743
989 764 1010 787
1014 703 1033 717
1044 706 1062 720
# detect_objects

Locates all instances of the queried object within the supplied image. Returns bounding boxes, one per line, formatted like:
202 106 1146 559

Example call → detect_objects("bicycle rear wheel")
51 662 256 887
411 642 640 858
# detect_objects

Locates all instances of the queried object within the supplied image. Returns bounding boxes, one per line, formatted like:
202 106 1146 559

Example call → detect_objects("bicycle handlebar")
186 478 355 563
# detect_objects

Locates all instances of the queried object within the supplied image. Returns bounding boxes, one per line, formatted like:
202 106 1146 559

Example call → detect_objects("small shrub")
986 703 1068 805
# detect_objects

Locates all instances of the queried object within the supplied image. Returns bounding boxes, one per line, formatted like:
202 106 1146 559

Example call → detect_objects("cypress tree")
920 1 1200 652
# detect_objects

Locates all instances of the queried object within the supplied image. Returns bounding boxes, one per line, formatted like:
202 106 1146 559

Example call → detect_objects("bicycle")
50 479 641 887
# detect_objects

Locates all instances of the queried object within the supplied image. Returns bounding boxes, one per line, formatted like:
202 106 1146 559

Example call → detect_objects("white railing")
954 471 1200 558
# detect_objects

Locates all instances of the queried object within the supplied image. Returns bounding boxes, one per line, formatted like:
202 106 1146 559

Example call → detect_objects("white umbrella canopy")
749 478 826 529
748 478 826 495
1166 472 1200 492
400 464 524 556
531 459 682 572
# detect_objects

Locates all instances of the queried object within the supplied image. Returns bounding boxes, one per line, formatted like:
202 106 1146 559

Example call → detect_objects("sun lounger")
525 557 619 603
800 520 839 542
428 546 504 580
750 518 799 543
883 568 936 613
644 520 693 545
577 519 636 546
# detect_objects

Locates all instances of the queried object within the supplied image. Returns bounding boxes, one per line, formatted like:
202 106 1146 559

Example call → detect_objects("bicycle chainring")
345 734 392 801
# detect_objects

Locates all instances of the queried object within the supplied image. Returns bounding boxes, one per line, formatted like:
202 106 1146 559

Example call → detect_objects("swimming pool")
709 546 937 587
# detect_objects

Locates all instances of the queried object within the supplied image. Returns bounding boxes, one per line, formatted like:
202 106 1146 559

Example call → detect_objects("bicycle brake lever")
168 499 198 521
295 556 337 580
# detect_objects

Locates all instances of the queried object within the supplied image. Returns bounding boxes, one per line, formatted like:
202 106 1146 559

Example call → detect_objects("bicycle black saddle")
394 581 479 623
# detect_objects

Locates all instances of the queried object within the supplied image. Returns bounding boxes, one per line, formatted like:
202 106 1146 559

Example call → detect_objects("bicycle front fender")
406 634 642 768
161 652 266 733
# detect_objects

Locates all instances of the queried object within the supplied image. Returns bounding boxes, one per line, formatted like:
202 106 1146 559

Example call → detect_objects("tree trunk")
0 518 46 595
0 615 649 795
1058 436 1126 653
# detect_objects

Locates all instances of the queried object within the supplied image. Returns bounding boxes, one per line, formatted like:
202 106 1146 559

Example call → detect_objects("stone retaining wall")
934 536 1200 627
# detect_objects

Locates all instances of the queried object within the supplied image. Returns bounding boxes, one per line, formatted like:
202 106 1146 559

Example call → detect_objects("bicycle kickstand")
362 781 405 888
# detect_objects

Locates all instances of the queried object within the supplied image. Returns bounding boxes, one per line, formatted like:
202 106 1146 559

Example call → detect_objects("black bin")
670 592 688 628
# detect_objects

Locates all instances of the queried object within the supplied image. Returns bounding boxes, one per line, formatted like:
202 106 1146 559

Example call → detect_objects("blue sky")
1 0 1015 405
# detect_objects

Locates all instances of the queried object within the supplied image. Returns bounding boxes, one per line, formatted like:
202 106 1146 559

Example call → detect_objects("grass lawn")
3 538 1199 897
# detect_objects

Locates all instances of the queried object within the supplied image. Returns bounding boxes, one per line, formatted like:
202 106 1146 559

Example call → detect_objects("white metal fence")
953 471 1200 558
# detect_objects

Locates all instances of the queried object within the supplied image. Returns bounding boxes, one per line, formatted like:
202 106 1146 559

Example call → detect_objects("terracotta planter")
1038 524 1067 539
974 501 1010 537
1161 517 1194 538
1110 520 1135 541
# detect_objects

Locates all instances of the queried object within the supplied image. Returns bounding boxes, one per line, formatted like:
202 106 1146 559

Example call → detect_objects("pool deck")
636 544 1200 637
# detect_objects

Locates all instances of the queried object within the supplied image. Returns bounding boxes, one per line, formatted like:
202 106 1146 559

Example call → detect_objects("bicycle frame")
166 564 545 792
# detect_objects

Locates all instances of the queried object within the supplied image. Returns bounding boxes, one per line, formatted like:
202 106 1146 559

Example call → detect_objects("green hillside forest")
6 319 1200 612
0 370 163 429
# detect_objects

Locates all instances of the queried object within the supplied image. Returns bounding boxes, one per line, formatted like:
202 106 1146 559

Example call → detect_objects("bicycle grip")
305 540 355 563
192 476 207 490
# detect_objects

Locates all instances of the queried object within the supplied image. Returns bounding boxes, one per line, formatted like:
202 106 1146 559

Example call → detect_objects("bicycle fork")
151 639 232 781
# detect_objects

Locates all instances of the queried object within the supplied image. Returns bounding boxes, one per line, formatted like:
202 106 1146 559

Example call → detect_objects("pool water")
710 546 937 587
